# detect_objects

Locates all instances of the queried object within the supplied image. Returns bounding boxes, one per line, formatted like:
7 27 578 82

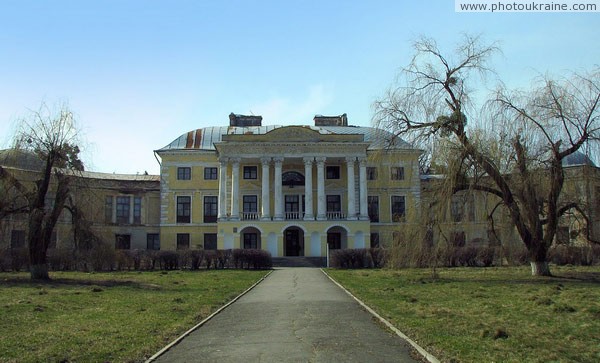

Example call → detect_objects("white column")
230 158 240 220
303 157 314 220
316 156 326 220
261 157 271 220
346 157 357 220
359 157 369 220
218 158 228 220
273 157 284 220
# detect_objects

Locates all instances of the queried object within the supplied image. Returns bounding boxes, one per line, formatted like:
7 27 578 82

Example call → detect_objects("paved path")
153 268 420 363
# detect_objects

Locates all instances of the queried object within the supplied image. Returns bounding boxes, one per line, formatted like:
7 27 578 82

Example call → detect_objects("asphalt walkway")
152 268 420 363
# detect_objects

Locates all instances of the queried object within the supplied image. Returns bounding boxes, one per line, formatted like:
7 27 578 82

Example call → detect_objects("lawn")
326 266 600 363
0 270 269 363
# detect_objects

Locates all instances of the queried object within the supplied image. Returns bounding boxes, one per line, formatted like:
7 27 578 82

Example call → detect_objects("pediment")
263 126 324 142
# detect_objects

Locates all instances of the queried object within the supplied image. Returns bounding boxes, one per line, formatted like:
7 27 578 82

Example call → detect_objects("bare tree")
373 35 600 276
0 103 84 280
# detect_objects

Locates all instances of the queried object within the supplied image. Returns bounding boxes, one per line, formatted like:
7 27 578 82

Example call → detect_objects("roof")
156 125 414 152
562 151 596 167
0 148 45 171
78 170 160 182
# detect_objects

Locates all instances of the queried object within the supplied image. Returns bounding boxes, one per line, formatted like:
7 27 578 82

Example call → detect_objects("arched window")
282 171 305 187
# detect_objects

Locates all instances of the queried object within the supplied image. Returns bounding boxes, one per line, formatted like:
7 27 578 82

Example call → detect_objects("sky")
1 0 598 175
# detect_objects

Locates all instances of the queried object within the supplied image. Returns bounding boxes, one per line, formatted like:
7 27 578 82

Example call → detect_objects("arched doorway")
284 227 304 256
240 227 261 249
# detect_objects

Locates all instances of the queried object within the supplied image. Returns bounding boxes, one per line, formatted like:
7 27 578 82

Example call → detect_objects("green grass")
0 270 269 363
327 266 600 363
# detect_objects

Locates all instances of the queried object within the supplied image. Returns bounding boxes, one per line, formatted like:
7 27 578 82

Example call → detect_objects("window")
285 195 300 213
368 196 379 222
177 167 191 180
177 233 190 250
104 196 113 223
391 167 404 181
177 196 191 223
204 233 217 250
147 234 160 250
326 195 341 212
116 196 130 224
367 167 377 181
370 233 380 248
115 234 131 249
203 196 218 223
243 166 258 179
450 196 464 222
11 230 25 249
133 196 142 224
204 167 218 180
243 195 258 213
391 196 406 222
327 233 341 249
243 233 258 249
326 166 340 179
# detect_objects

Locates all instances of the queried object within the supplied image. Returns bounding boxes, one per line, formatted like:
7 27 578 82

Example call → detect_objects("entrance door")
285 229 301 256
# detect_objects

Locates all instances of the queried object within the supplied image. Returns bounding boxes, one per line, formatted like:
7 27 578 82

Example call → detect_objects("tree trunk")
30 263 50 280
530 261 551 276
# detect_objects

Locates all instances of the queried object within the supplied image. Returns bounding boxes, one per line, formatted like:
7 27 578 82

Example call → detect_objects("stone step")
271 257 327 268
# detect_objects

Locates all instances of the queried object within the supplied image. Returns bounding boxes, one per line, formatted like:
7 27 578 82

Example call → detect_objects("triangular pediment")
221 126 363 143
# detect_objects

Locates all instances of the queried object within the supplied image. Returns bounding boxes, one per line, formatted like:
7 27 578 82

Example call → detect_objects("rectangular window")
370 233 380 248
243 195 258 213
203 196 218 223
115 234 131 249
204 233 217 250
133 196 142 224
451 196 464 222
177 196 191 223
391 167 405 181
116 196 131 224
177 167 191 180
104 196 113 223
326 195 341 212
243 166 258 179
147 234 160 250
285 195 300 212
243 233 258 249
368 196 379 222
10 230 26 249
177 233 190 250
391 196 406 222
326 166 340 179
204 167 218 180
367 167 377 181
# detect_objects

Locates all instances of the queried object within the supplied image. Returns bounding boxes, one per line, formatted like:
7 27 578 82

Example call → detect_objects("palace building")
154 113 421 257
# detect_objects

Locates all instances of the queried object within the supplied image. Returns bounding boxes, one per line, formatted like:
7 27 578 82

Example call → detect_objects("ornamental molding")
215 142 368 159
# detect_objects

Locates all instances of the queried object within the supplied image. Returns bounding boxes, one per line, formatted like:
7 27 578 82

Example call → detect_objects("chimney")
229 113 263 127
313 113 348 126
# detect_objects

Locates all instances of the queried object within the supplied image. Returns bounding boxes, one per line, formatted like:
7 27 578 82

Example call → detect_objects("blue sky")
1 0 598 174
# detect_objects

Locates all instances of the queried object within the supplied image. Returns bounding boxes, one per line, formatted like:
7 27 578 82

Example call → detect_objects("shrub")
158 251 179 270
231 249 272 269
369 248 387 268
10 248 29 272
47 248 76 271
